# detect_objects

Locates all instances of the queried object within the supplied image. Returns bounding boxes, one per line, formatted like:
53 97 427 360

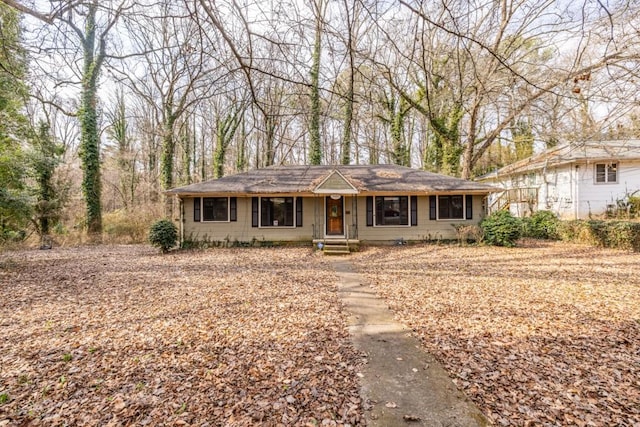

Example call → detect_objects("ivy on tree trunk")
161 112 177 217
78 1 104 236
308 7 322 166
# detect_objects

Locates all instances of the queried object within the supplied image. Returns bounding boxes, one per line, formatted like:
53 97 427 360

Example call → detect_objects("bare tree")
366 0 640 177
112 1 226 216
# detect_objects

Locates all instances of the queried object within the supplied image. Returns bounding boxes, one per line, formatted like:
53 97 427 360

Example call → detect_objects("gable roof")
167 164 496 196
480 140 640 179
313 170 359 194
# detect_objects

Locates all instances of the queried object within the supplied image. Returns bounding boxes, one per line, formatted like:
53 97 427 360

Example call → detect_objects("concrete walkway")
332 260 489 427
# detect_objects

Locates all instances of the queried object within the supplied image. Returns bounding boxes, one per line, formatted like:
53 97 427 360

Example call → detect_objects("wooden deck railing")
488 187 539 214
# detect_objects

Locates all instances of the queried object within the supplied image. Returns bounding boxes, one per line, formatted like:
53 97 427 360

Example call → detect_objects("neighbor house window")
375 196 409 226
438 195 464 219
595 163 617 183
203 197 229 221
261 197 294 227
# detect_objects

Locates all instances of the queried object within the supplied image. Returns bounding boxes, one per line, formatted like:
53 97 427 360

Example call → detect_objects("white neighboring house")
478 140 640 219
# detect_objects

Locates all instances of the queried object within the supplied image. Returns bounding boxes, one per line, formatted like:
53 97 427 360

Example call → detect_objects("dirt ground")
1 241 639 426
351 241 640 426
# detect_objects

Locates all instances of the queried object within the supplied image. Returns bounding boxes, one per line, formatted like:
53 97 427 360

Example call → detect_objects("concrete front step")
313 239 359 254
323 245 351 255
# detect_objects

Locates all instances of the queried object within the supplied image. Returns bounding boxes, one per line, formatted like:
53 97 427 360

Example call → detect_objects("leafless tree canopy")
3 0 640 204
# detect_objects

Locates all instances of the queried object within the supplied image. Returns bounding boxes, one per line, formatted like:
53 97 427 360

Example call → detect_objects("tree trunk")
236 118 247 172
340 0 355 166
161 113 176 217
264 113 276 167
213 109 242 178
79 2 103 236
309 4 323 165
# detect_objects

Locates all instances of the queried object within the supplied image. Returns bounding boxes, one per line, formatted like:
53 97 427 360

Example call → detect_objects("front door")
326 196 344 236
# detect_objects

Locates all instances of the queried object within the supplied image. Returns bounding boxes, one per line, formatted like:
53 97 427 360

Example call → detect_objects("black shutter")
411 196 418 226
465 195 473 220
366 196 373 226
252 197 259 227
194 197 201 222
429 195 437 220
296 197 303 227
230 197 237 222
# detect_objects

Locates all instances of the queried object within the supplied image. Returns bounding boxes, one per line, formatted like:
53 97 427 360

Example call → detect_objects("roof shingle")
167 164 495 195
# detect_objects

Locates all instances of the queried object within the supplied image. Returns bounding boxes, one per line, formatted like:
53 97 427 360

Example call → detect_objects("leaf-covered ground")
351 241 640 426
0 246 363 426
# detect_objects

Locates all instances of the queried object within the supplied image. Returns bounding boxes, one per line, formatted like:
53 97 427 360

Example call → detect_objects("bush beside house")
149 219 178 253
480 209 640 251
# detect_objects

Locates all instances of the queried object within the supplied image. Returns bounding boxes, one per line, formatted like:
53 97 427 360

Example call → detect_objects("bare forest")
1 1 640 239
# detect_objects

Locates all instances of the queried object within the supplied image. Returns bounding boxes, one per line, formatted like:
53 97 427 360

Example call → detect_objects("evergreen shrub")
148 219 177 253
480 210 522 247
522 210 560 239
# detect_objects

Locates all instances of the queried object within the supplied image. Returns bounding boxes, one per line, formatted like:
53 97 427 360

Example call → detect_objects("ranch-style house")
167 164 496 251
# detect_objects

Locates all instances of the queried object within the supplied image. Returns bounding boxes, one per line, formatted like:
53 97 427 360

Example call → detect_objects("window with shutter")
202 197 229 221
438 195 464 219
260 197 294 227
374 196 409 226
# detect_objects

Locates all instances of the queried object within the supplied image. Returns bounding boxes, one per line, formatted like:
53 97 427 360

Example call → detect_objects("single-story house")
167 164 496 249
478 140 640 219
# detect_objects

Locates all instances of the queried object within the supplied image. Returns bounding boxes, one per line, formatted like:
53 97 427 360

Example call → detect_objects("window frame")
595 163 617 184
201 197 230 222
373 195 410 227
259 196 296 228
437 195 465 220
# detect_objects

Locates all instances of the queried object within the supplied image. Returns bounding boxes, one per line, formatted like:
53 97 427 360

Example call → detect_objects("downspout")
574 165 580 219
179 196 184 247
542 159 548 211
352 195 358 239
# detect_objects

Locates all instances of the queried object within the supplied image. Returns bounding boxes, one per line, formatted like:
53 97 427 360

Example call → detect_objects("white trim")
201 196 231 223
594 162 618 184
373 195 411 227
258 196 297 228
324 195 346 238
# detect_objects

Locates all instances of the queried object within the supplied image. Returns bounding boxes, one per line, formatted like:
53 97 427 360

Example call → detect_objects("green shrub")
522 210 560 239
601 221 640 251
481 210 522 247
148 219 178 253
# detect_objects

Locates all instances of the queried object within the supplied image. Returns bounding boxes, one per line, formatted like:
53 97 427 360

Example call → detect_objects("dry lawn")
351 241 640 426
2 242 639 426
0 246 363 426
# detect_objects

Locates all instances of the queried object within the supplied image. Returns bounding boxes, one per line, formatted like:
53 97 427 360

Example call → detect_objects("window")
438 195 464 219
203 197 229 221
595 163 617 183
261 197 294 227
375 196 408 226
